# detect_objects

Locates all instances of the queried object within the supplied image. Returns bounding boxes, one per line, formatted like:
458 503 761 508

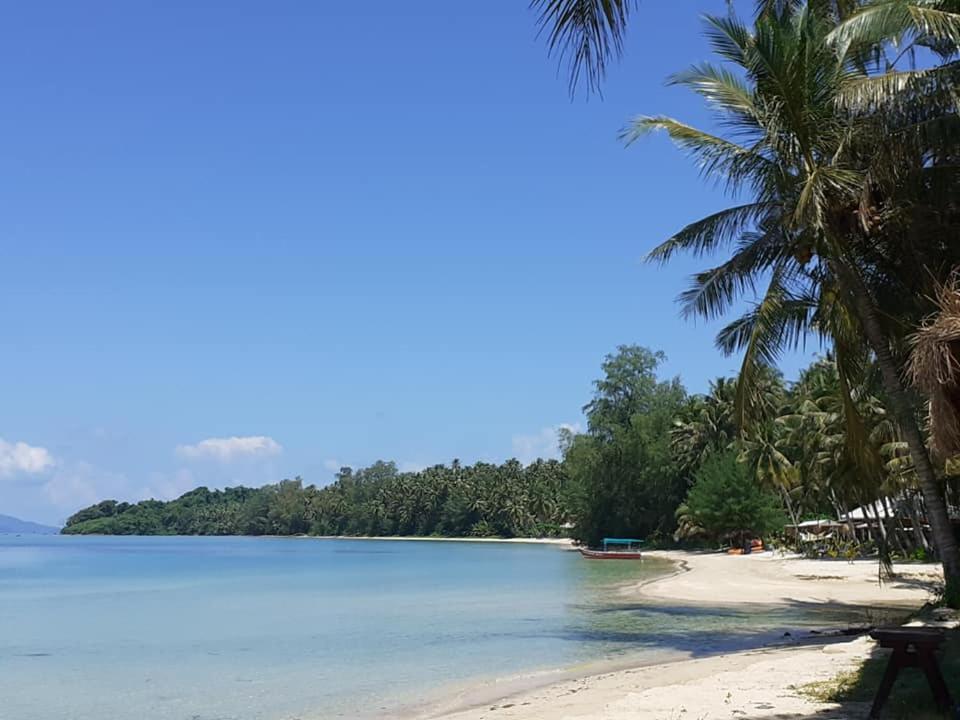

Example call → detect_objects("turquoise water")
0 536 887 720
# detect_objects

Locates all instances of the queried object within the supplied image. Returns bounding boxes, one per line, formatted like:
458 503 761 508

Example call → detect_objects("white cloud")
511 423 582 465
176 436 282 462
0 438 55 478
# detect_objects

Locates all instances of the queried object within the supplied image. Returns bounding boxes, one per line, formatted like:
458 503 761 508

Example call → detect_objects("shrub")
681 452 785 545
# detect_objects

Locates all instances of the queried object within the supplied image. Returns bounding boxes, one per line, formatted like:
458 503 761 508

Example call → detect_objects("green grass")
800 629 960 719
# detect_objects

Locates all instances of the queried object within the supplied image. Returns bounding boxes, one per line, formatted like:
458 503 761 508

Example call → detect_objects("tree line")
64 342 948 561
61 459 571 538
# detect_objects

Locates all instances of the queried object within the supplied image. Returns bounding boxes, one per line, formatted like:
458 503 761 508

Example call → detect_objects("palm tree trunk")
905 491 932 551
781 487 803 550
870 499 886 544
832 488 858 540
881 496 908 556
844 265 960 605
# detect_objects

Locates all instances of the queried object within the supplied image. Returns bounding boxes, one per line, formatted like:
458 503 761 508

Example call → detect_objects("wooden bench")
868 627 953 718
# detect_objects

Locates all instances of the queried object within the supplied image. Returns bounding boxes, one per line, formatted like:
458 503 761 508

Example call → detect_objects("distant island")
0 514 60 535
61 459 571 539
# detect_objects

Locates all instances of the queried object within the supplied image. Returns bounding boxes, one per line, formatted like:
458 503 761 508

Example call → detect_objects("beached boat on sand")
578 537 643 560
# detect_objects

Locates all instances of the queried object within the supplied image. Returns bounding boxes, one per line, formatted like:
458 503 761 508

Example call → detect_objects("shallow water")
0 536 895 720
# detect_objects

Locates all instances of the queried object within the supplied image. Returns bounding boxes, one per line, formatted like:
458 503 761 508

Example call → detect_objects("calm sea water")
0 536 888 720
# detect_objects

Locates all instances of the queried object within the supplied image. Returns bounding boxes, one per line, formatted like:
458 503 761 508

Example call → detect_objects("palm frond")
622 116 772 191
646 202 772 263
829 1 960 54
703 13 754 65
669 63 761 121
838 61 960 112
532 0 636 96
716 264 816 428
676 229 785 320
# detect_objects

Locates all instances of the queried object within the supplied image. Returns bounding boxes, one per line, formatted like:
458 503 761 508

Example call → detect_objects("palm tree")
629 5 960 600
671 377 738 474
740 422 801 527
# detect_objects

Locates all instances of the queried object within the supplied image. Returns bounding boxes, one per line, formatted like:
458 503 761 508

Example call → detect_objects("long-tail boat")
578 537 643 559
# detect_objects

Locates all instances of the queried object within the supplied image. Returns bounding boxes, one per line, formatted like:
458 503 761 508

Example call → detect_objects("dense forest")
62 458 570 538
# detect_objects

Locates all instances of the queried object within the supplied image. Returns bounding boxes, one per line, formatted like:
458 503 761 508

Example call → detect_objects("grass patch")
799 628 960 719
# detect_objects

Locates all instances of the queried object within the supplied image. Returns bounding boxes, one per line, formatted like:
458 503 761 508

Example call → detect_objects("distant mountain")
0 514 60 534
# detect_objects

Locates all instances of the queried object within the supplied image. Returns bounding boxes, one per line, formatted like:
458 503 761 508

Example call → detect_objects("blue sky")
1 1 823 525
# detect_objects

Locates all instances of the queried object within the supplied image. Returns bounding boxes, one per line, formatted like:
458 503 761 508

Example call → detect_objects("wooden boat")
578 547 643 560
578 537 643 560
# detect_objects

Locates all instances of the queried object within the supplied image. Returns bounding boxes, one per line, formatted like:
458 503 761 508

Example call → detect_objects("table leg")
869 649 904 719
918 650 953 712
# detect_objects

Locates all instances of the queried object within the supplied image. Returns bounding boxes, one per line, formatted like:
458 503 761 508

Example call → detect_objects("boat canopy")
602 537 643 550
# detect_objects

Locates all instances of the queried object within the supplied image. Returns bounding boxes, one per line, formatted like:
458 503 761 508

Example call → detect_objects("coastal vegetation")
64 343 951 565
62 459 570 537
562 346 687 546
622 0 960 601
676 452 785 545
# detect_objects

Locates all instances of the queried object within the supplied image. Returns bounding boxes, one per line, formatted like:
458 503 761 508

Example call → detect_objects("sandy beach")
313 535 576 546
423 550 943 720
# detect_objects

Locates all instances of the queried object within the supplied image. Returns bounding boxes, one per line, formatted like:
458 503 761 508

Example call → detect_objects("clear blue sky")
1 1 821 524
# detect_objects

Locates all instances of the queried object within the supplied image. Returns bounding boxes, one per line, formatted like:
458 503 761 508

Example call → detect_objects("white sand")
423 550 942 720
312 536 576 546
637 549 941 606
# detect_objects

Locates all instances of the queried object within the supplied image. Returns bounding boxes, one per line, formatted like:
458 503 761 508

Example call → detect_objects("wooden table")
868 627 952 718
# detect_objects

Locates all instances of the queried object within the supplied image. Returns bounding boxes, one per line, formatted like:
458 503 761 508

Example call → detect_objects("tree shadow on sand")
730 628 960 720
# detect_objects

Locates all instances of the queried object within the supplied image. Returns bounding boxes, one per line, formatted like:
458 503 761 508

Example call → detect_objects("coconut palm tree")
671 377 738 474
628 4 960 600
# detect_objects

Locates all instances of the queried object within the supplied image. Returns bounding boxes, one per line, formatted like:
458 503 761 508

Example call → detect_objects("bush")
680 452 785 545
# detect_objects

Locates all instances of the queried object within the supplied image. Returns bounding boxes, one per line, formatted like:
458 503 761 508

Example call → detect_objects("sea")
0 535 893 720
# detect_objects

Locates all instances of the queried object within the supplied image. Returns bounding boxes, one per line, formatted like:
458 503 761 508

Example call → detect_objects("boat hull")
578 548 643 560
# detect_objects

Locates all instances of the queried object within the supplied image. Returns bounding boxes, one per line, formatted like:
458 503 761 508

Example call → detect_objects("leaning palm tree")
628 5 960 601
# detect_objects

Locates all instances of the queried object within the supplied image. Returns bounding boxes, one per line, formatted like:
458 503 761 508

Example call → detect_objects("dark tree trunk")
844 265 960 605
906 492 932 551
882 496 908 556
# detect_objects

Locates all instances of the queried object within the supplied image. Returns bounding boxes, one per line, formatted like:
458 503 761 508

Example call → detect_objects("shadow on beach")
553 594 916 661
734 627 960 720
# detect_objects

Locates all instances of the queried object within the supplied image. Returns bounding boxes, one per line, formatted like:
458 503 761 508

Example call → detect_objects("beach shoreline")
309 535 576 546
411 549 942 720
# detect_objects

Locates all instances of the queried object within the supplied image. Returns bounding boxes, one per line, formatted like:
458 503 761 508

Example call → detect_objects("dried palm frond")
908 271 960 463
